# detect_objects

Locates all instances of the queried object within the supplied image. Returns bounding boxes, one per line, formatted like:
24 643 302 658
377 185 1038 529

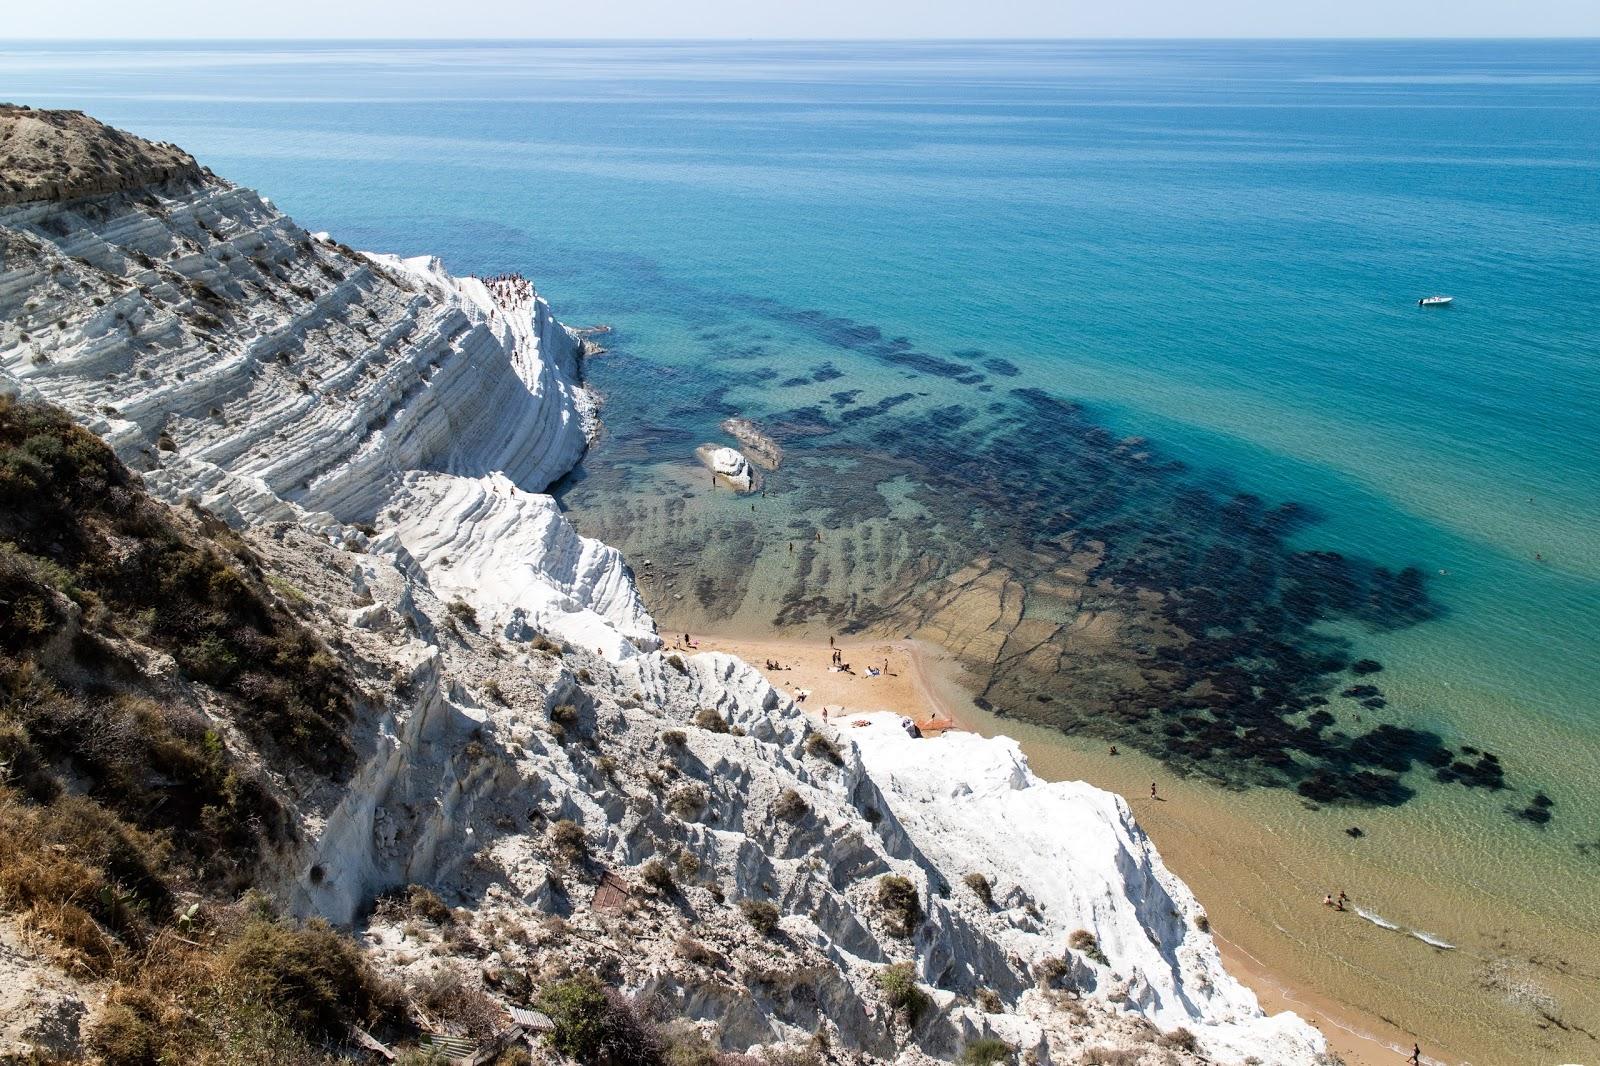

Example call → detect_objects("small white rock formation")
0 113 1329 1065
698 443 755 491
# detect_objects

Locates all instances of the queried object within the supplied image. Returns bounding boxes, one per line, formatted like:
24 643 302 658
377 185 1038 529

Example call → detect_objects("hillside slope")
0 108 1331 1066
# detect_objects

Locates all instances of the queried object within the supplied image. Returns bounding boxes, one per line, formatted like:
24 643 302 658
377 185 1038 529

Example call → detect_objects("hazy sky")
6 0 1598 39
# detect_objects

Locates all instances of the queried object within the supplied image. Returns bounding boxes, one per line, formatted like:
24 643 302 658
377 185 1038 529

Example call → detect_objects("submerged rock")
721 416 783 469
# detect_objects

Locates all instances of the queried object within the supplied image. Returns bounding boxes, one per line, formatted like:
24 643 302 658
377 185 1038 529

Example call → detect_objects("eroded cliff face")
0 110 1329 1066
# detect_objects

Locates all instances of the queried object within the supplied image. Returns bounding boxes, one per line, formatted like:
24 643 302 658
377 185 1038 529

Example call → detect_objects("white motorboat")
1418 295 1453 307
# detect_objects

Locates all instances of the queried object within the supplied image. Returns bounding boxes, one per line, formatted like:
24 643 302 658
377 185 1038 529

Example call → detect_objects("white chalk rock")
699 444 753 491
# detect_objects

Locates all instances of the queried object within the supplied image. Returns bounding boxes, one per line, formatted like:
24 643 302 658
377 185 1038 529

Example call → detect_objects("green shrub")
740 899 780 936
876 875 921 938
961 1038 1013 1066
537 973 662 1066
552 703 580 725
874 962 930 1025
662 1022 718 1066
538 975 611 1063
976 988 1003 1013
447 599 477 628
964 872 994 907
661 729 687 748
665 654 687 674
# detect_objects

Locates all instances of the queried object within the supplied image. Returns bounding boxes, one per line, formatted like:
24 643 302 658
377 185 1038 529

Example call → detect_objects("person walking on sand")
1409 1042 1421 1065
1150 782 1158 800
829 635 834 648
1337 889 1348 910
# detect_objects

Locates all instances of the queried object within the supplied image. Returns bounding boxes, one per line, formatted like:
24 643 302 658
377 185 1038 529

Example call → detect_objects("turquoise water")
6 35 1599 942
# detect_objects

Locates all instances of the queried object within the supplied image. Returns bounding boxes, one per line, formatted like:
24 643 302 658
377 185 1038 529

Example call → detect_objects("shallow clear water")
6 38 1598 1056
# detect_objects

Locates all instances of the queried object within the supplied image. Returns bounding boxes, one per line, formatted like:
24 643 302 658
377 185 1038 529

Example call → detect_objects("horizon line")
5 35 1600 43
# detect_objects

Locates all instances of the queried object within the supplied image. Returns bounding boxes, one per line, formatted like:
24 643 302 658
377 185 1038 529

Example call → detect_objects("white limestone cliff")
0 123 1329 1065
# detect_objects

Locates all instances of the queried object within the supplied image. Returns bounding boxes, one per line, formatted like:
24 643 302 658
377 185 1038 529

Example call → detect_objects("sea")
4 39 1596 1062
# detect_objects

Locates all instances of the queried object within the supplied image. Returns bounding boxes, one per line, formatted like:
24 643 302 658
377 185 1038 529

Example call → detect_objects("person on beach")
829 635 834 648
1409 1042 1421 1064
1337 889 1348 909
1109 745 1119 756
1150 782 1158 800
1323 893 1335 908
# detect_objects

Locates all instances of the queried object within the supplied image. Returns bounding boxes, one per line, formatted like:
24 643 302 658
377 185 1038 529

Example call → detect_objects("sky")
4 0 1597 39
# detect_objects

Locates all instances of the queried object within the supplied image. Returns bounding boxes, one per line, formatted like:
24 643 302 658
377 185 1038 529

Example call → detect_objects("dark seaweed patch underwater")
560 291 1549 822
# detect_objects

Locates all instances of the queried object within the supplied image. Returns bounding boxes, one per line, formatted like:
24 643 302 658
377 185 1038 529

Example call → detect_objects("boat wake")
1353 907 1455 949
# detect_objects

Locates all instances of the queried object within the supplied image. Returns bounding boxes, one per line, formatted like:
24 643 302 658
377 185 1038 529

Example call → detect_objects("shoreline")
688 630 1417 1066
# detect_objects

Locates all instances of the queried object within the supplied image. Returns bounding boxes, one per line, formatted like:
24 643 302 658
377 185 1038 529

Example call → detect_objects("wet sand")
690 631 1402 1066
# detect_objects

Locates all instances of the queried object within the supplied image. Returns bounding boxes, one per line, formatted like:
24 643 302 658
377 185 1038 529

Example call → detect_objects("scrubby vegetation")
376 883 453 926
963 871 994 907
693 707 729 733
0 398 382 1061
803 732 841 765
875 962 931 1025
773 788 809 821
538 973 663 1066
740 899 781 936
641 858 676 894
1069 928 1109 966
1157 1027 1199 1052
551 818 588 860
84 910 398 1064
960 1038 1013 1066
876 875 921 938
0 396 353 783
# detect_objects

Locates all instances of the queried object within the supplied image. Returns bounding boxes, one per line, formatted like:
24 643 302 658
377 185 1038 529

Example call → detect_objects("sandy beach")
687 631 1422 1066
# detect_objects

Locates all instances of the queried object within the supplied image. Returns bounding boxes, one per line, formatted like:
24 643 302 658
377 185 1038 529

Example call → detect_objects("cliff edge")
0 108 1331 1066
